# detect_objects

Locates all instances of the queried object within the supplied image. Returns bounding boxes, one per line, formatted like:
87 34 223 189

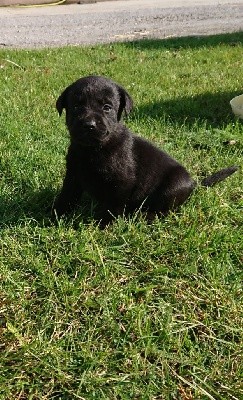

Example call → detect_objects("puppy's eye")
103 104 112 112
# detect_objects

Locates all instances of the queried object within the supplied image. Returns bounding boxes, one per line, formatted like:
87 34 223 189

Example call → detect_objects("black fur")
201 166 238 187
53 75 238 224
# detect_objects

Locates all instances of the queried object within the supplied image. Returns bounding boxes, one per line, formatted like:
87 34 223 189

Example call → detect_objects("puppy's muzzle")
70 115 109 146
83 120 97 130
80 117 107 136
82 119 99 134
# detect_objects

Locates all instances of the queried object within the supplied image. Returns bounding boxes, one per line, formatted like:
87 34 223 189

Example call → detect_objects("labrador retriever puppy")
53 75 237 224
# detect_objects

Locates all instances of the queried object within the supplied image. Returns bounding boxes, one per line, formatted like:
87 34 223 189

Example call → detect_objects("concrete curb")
0 0 60 5
0 0 121 7
0 0 123 6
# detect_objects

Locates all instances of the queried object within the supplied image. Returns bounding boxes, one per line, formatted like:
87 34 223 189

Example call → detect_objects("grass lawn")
0 33 242 399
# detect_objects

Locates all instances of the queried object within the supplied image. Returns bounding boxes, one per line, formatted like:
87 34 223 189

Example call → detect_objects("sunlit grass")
0 33 242 399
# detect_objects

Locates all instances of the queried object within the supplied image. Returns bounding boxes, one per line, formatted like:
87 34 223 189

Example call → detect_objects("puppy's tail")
201 166 238 187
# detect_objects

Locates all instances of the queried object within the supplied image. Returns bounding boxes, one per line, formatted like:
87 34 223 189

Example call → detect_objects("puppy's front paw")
51 199 68 219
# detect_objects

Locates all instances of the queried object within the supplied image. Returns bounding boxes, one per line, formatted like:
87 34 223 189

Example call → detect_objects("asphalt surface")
0 0 242 48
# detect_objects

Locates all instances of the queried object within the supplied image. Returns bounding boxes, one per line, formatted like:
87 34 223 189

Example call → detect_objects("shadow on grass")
123 32 243 126
0 188 55 228
0 188 96 228
134 90 242 127
123 32 243 51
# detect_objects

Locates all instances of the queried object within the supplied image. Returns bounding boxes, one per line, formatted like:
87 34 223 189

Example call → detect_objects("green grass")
0 33 242 399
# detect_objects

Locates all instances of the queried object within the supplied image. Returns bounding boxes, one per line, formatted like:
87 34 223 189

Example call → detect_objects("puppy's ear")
117 85 133 121
56 87 69 116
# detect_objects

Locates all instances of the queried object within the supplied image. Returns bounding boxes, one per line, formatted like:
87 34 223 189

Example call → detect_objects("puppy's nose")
83 120 97 130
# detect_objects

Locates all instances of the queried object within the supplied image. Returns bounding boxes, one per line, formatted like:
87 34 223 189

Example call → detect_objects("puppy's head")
56 75 133 146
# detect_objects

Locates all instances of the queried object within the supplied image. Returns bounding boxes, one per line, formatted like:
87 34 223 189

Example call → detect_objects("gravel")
0 0 242 48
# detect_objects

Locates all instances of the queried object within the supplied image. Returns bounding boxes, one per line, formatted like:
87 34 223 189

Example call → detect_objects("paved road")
0 0 242 48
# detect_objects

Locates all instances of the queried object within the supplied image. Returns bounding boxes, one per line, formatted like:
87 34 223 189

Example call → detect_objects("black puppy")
54 75 237 224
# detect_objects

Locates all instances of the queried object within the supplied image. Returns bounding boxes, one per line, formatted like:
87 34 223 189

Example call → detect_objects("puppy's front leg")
53 171 83 217
98 203 127 227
